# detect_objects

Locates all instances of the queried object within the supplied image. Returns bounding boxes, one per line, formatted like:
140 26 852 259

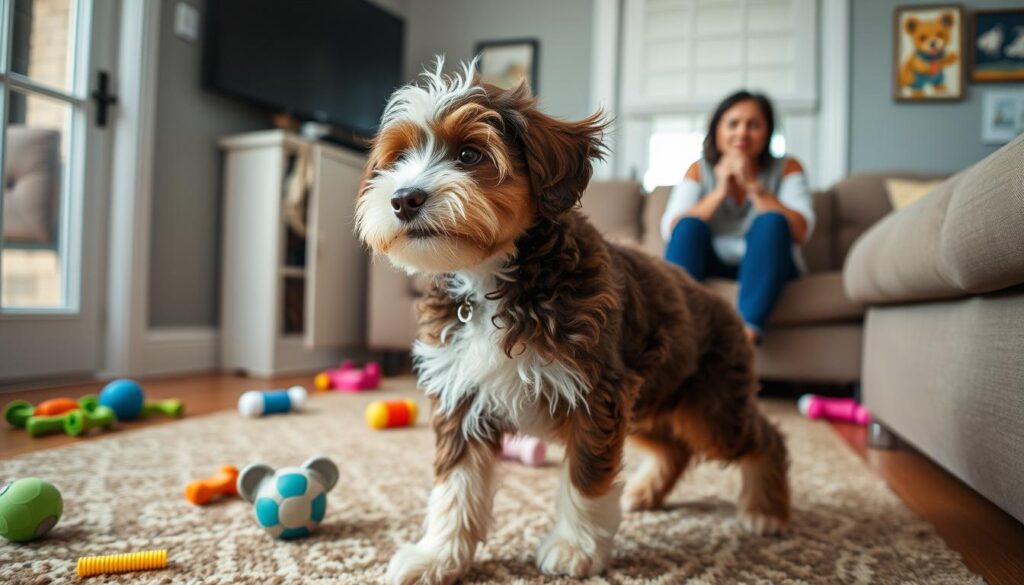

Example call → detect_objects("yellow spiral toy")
76 549 167 577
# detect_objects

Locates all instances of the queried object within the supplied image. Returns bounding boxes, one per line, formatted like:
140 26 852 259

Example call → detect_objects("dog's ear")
904 16 919 34
487 82 608 219
939 11 954 28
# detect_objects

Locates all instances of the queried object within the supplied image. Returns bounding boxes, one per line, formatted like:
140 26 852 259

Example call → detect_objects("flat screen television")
202 0 404 149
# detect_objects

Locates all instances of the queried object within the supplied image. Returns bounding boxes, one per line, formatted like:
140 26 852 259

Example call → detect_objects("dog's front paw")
386 543 467 585
738 511 787 536
536 531 609 577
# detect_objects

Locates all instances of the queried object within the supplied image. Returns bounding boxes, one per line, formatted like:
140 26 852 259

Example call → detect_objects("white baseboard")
143 327 220 377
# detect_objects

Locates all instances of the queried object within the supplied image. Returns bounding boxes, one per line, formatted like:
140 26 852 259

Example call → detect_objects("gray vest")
695 155 805 271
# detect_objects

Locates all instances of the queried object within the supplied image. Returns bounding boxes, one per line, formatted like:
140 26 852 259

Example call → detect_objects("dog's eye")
457 146 483 166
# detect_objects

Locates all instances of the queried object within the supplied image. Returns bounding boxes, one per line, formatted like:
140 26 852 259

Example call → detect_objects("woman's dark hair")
702 90 775 167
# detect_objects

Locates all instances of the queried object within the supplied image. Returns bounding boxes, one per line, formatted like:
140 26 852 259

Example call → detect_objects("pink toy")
798 394 871 425
501 434 546 466
314 361 381 392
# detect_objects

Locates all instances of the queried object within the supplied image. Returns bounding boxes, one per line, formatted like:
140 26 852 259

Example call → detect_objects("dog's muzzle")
391 187 429 222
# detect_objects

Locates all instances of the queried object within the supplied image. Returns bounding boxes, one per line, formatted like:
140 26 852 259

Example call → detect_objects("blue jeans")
664 212 798 336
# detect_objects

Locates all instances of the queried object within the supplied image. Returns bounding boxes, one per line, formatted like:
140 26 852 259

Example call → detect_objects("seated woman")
661 91 814 345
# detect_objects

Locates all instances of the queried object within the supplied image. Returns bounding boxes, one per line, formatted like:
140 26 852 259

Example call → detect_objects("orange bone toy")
184 465 240 505
34 398 80 417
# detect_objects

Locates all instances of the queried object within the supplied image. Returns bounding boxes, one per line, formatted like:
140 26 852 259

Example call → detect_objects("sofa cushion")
844 134 1024 305
802 191 836 272
831 171 946 266
707 271 862 326
580 180 645 246
642 186 671 257
3 126 61 244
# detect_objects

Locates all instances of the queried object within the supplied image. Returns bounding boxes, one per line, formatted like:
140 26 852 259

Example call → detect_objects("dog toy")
34 397 80 416
798 395 871 425
237 456 339 539
99 379 183 421
62 397 116 436
237 386 307 417
501 434 547 466
76 549 168 577
185 465 240 505
4 400 35 428
314 361 382 392
24 396 115 437
0 478 63 542
365 399 417 429
5 397 86 428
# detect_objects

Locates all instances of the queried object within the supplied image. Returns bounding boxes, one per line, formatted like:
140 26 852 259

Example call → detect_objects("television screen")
203 0 404 141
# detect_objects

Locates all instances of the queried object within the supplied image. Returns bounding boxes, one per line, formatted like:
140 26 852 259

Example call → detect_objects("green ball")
0 478 63 542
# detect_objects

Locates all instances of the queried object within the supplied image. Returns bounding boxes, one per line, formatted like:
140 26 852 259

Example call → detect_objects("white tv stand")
218 130 368 377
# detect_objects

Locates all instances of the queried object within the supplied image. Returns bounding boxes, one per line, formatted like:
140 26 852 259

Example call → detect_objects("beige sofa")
844 134 1024 523
367 172 931 384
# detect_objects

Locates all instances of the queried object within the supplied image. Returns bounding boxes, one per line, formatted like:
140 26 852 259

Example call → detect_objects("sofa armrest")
844 134 1024 305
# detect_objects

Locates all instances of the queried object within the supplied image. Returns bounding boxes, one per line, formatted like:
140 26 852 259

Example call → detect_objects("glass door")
0 0 115 381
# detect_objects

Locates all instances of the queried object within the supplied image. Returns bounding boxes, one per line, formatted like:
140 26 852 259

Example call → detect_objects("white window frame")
621 0 818 116
593 0 849 189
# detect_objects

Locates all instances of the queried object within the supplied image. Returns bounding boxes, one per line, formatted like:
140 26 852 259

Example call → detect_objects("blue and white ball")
253 468 327 539
237 456 339 540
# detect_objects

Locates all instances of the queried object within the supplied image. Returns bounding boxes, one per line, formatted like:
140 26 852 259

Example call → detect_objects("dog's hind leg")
736 410 790 535
621 431 692 512
672 324 790 535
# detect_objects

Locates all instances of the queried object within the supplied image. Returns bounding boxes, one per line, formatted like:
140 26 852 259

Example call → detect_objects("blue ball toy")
237 456 339 540
99 379 145 420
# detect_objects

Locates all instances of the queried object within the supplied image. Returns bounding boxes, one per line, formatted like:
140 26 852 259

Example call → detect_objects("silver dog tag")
457 300 474 323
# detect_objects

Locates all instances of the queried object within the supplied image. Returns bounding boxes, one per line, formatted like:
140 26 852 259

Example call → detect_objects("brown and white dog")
356 58 790 585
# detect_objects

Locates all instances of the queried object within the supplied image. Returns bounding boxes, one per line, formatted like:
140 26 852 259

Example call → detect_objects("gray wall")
148 0 407 328
850 0 1023 174
147 0 590 328
405 0 595 121
148 0 267 327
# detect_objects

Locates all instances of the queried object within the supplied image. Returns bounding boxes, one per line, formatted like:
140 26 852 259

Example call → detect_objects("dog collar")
457 299 474 323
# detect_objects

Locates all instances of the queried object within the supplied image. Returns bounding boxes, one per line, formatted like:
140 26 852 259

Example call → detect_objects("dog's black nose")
391 188 429 222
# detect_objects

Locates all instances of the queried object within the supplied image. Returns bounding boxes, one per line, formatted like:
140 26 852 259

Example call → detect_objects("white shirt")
660 159 815 272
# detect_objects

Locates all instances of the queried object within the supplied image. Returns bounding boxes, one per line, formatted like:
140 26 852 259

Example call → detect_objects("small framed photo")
981 91 1024 144
474 38 539 93
894 5 965 101
970 9 1024 83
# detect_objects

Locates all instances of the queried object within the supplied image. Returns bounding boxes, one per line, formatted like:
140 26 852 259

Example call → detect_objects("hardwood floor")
2 372 1023 583
831 422 1024 585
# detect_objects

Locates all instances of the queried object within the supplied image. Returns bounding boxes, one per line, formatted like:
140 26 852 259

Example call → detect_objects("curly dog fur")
355 58 790 585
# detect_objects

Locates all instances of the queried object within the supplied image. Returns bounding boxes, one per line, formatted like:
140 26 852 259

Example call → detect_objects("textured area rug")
0 377 983 584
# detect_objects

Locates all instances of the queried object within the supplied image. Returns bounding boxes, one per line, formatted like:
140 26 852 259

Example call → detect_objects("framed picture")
894 5 965 101
474 38 539 93
970 9 1024 83
981 91 1024 144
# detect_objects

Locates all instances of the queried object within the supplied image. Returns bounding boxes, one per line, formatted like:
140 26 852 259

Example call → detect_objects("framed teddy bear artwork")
894 5 965 102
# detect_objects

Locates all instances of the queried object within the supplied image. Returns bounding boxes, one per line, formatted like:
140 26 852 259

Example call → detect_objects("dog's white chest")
412 287 588 439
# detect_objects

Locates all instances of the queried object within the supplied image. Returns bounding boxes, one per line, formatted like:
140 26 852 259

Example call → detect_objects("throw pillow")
885 178 943 210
